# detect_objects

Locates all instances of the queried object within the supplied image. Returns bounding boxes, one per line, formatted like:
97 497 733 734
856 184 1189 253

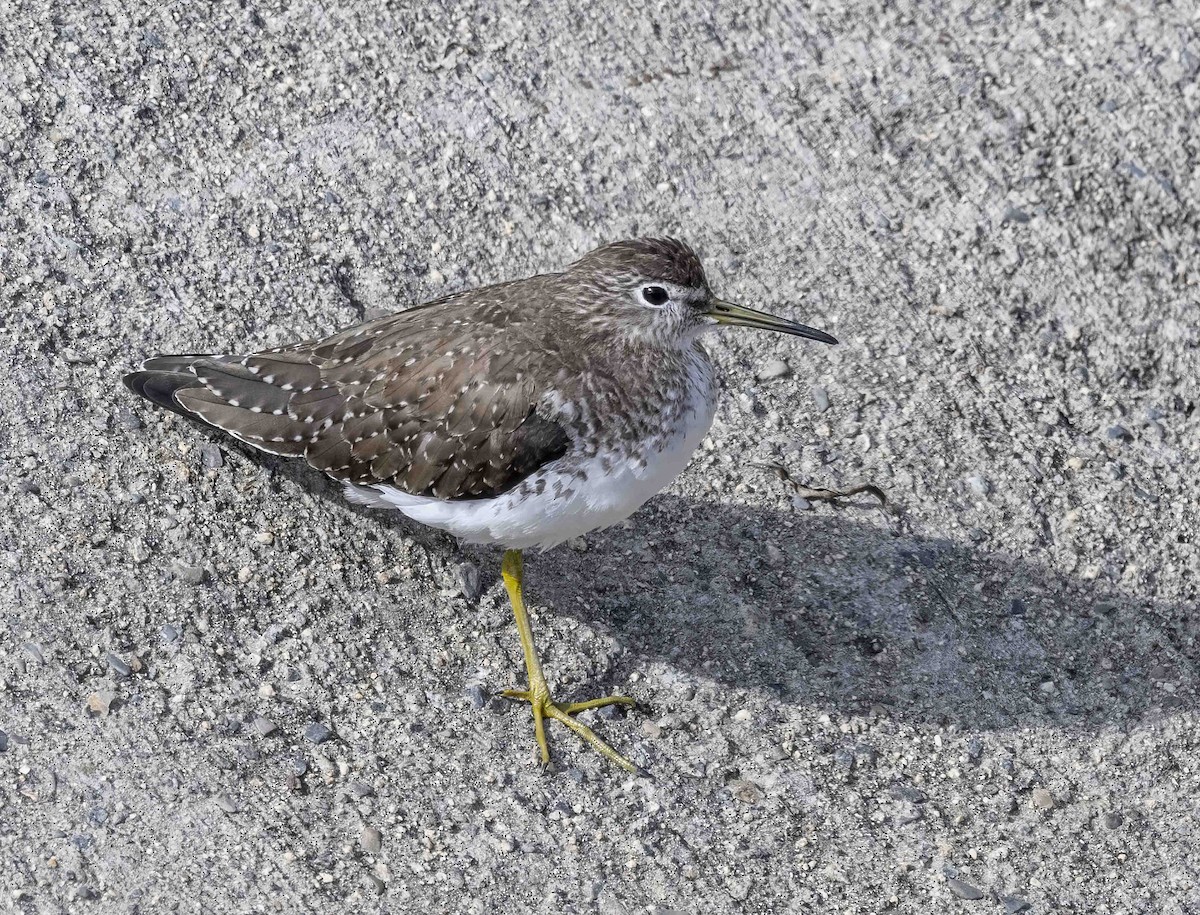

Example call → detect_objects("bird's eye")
641 286 669 306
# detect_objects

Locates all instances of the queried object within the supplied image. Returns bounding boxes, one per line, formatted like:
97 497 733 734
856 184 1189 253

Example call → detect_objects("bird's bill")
705 298 838 345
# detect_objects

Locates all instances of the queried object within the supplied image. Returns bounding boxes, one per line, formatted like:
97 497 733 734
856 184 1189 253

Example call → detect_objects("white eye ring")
641 286 669 307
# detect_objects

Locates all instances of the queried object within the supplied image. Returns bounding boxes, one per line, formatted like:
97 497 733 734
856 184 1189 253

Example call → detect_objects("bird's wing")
124 293 571 500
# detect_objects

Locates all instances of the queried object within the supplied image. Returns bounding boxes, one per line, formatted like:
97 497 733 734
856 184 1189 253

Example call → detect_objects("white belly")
344 360 717 551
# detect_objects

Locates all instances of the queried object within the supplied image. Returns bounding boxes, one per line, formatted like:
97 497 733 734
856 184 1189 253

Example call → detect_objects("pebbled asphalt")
1 2 1197 913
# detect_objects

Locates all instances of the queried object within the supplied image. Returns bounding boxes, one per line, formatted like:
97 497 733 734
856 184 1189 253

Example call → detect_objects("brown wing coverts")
124 295 570 501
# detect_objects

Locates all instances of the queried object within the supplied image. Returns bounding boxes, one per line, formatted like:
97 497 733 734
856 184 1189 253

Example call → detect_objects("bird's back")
125 274 584 501
125 231 737 550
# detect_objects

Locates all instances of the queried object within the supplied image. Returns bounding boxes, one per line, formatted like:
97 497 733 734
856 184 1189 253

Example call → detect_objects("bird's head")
565 237 837 349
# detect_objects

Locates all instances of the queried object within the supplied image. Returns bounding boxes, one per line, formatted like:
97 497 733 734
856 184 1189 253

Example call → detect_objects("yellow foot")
500 684 639 774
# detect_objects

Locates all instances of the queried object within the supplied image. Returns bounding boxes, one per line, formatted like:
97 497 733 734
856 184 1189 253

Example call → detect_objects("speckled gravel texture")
2 2 1198 913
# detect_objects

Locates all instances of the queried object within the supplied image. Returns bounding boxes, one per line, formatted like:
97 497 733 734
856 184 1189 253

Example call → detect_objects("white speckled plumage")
125 237 833 553
344 343 717 549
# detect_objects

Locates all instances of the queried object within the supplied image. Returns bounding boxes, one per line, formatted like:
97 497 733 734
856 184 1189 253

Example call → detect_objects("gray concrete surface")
2 1 1198 912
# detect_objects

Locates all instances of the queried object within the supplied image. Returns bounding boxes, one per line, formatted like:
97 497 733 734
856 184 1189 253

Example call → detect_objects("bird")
124 237 837 774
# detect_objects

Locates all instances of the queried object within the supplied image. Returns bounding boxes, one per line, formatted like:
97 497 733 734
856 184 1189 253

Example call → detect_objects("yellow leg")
499 549 639 774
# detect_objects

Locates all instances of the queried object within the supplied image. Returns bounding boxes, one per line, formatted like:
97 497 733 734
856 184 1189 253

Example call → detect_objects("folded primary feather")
124 282 571 501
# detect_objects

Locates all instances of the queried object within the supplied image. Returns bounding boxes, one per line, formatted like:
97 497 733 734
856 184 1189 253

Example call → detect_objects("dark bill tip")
706 299 838 345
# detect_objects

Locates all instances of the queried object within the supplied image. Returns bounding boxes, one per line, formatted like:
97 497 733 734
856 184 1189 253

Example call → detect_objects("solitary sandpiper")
125 237 837 773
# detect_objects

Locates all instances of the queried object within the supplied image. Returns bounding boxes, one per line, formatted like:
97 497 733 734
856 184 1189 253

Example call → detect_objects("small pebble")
756 359 792 382
116 408 143 431
1031 788 1056 810
891 784 927 803
253 716 277 737
160 624 180 643
1001 896 1031 914
23 642 45 665
304 722 332 744
168 561 207 584
1105 424 1131 441
966 474 991 497
728 779 763 804
946 877 985 900
200 444 224 470
465 684 487 710
811 385 830 412
106 653 131 678
0 729 8 752
457 562 483 602
290 756 309 776
360 826 383 854
215 793 239 814
597 704 623 721
1104 811 1122 829
738 393 761 414
86 691 114 717
128 538 151 564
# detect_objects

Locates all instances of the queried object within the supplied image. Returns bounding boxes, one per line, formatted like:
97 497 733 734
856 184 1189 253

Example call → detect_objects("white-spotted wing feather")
345 347 717 550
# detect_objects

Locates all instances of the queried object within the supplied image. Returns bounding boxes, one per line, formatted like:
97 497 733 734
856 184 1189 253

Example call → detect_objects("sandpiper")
125 237 837 773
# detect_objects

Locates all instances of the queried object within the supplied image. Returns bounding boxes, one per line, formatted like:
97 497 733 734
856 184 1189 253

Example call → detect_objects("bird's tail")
122 351 326 458
123 355 213 419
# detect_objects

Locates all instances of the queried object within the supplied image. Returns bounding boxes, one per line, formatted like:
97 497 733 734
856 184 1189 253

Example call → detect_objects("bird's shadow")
267 454 1194 732
532 495 1196 731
